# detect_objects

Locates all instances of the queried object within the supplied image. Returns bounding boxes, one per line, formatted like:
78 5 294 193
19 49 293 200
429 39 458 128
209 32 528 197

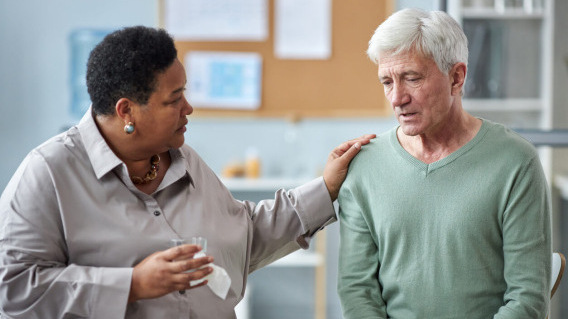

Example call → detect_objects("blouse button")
153 211 161 216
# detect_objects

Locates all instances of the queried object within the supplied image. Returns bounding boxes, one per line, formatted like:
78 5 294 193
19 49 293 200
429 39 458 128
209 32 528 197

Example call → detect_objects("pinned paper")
186 51 262 110
274 0 332 59
164 0 268 41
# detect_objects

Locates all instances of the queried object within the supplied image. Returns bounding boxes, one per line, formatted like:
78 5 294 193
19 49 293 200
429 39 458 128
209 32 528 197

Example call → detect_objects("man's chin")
399 125 422 137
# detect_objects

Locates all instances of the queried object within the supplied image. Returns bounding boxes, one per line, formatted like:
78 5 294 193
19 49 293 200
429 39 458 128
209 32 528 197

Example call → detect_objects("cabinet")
447 0 554 130
223 177 328 319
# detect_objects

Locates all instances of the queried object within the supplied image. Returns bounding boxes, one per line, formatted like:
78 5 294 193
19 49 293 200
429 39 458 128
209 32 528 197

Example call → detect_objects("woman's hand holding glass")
171 236 207 253
128 238 213 303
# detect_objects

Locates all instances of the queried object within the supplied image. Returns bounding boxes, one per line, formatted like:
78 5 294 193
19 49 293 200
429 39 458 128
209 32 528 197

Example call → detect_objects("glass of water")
170 236 207 253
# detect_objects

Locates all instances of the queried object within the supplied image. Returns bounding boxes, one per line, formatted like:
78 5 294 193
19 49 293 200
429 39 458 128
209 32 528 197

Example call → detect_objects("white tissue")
190 251 232 299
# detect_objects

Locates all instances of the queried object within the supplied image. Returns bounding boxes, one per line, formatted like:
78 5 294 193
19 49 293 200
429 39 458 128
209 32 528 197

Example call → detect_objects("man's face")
378 51 455 137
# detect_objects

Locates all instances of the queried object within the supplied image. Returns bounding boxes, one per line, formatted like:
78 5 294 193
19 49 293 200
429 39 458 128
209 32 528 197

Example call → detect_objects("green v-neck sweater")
337 119 551 319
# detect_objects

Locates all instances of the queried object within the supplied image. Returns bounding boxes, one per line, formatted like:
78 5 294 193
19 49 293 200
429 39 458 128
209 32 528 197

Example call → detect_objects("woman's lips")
177 121 188 133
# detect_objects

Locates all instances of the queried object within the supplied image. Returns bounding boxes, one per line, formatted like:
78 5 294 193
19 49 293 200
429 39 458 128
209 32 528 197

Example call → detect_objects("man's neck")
398 111 482 164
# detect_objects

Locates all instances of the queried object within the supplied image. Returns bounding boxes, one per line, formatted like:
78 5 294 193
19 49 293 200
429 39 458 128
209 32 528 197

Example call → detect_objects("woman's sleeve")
244 177 337 272
0 151 132 319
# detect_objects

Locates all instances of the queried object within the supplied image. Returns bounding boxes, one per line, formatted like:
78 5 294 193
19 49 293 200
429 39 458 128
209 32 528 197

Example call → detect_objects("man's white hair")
367 8 468 74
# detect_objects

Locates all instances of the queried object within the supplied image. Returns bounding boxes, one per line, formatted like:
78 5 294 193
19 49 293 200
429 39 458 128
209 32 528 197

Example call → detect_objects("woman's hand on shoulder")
323 134 376 201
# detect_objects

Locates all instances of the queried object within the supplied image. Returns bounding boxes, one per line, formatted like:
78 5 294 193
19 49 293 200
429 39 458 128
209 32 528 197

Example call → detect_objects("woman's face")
131 59 193 153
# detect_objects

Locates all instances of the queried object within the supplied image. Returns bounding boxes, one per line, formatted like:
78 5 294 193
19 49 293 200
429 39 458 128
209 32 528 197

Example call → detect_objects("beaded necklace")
130 154 160 185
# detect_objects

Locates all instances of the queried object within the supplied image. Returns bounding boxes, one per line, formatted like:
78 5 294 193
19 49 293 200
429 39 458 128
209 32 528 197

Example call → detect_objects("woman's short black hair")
86 26 178 116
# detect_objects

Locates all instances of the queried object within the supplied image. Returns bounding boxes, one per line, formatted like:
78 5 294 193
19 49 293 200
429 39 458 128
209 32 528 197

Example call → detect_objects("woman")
0 26 374 318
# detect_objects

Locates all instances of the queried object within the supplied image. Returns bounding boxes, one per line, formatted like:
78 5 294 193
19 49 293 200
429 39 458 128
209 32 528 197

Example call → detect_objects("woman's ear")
115 98 133 123
450 62 467 96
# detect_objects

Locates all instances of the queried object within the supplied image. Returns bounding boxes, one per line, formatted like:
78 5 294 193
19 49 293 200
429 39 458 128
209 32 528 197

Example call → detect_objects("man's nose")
390 84 410 107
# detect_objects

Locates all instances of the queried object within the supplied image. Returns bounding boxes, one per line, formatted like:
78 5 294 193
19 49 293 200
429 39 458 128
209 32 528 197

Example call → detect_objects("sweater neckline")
389 119 490 175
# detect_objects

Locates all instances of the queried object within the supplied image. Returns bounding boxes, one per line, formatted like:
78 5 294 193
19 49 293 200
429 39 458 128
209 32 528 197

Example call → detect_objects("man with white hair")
337 8 551 318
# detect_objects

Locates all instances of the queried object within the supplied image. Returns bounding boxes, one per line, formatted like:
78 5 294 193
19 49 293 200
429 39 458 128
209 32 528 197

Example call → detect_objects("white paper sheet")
164 0 268 41
186 51 262 110
274 0 332 59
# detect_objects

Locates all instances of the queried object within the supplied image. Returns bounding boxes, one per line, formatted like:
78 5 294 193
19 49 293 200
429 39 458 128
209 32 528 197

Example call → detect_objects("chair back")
551 252 566 298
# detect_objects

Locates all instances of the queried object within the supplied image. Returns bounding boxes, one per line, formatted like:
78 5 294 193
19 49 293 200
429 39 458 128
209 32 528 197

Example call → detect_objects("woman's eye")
170 96 183 105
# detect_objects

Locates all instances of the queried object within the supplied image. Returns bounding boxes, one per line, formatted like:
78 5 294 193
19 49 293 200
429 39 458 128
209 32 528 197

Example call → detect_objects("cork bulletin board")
160 0 394 118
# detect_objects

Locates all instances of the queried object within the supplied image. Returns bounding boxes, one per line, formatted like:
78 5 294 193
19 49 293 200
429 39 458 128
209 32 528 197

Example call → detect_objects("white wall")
0 0 157 190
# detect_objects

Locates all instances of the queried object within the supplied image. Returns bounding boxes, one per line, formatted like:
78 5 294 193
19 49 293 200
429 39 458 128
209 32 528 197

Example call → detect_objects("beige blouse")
0 110 336 319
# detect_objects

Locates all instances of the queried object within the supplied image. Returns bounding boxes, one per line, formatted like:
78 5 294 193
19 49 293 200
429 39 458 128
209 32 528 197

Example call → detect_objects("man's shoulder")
481 119 538 158
350 129 394 163
342 129 396 185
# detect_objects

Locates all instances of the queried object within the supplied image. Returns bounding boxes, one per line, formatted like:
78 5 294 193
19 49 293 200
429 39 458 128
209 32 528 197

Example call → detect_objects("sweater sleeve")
494 155 552 318
337 181 387 319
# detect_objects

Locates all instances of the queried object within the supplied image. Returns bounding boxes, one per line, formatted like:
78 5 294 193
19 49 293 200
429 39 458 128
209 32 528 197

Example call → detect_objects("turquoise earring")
124 122 135 134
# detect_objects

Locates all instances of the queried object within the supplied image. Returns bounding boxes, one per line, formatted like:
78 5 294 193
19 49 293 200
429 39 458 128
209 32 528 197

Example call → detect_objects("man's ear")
450 62 467 96
115 98 133 123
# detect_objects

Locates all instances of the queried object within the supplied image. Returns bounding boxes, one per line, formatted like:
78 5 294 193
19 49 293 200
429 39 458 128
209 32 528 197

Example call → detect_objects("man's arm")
494 155 552 318
337 182 387 318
